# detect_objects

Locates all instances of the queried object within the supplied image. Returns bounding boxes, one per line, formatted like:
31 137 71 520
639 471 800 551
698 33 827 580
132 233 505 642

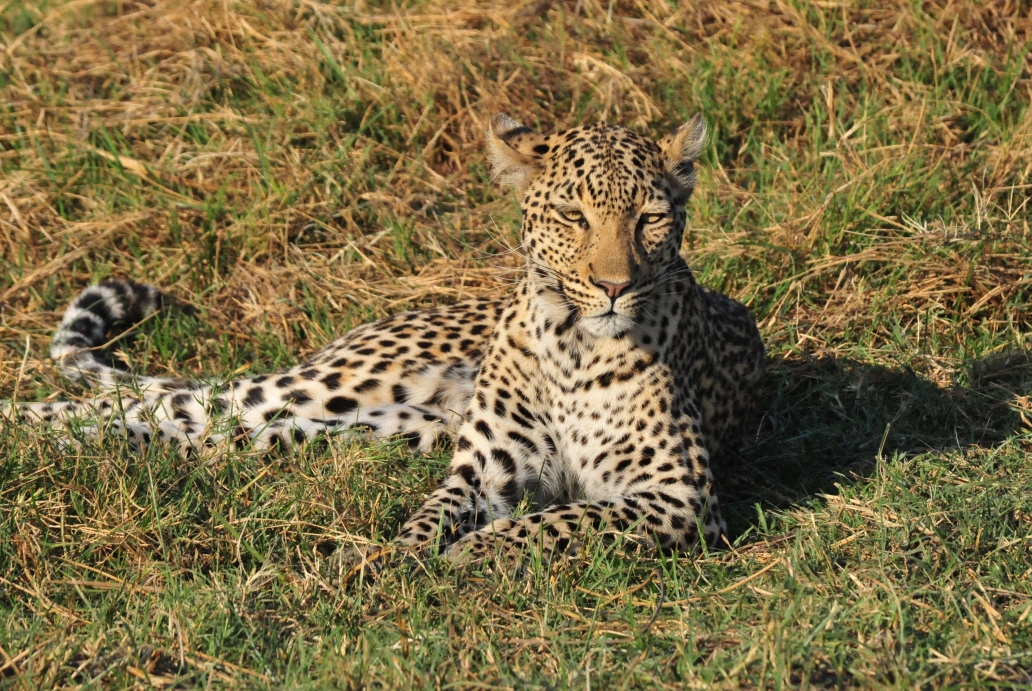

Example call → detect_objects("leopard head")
487 113 706 338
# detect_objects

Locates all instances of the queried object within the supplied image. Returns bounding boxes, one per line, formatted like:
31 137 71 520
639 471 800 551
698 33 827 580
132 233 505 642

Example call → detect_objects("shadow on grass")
720 350 1032 537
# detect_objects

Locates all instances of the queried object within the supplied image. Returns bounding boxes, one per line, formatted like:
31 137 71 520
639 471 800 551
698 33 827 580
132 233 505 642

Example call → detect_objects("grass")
1 0 1032 687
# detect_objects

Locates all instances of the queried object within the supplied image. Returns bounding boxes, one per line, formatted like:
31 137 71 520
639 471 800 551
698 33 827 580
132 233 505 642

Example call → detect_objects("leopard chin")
579 312 636 339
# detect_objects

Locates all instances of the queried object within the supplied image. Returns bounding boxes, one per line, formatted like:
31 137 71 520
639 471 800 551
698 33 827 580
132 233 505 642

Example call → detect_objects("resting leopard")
2 113 765 564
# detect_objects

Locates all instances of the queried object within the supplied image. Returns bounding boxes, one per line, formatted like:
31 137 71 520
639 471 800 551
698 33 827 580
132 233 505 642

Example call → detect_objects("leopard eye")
557 209 585 225
642 213 665 224
561 208 586 226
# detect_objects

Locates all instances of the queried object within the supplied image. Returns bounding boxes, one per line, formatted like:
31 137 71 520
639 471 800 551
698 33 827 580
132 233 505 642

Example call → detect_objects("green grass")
2 0 1032 687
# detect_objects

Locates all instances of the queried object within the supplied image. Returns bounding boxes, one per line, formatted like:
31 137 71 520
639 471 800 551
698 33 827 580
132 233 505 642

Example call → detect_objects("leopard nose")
592 279 632 299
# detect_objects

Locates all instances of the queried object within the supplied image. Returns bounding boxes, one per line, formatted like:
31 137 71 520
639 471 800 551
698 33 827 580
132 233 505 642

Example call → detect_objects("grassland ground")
2 0 1032 687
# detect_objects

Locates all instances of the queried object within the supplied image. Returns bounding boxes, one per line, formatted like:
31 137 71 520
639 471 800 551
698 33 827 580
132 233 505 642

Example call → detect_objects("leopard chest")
523 325 683 498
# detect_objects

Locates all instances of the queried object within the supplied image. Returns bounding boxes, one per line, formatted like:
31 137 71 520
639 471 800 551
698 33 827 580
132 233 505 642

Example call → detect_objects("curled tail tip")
49 278 178 380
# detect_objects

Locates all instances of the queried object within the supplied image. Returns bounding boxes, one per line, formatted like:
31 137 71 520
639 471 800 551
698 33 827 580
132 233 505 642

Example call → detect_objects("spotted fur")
2 113 765 568
3 280 500 454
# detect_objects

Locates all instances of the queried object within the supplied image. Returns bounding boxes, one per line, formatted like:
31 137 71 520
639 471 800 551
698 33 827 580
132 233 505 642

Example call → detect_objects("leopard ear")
660 114 707 194
487 114 550 194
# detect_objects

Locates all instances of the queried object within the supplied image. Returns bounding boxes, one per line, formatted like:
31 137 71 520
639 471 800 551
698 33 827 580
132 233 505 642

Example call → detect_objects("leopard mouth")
551 279 638 325
588 297 639 321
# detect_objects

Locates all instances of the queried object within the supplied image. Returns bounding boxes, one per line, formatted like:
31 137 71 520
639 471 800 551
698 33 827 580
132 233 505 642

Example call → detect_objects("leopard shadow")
717 350 1032 538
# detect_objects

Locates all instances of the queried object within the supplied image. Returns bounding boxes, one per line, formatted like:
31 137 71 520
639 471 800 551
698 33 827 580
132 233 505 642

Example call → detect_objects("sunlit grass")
1 0 1031 687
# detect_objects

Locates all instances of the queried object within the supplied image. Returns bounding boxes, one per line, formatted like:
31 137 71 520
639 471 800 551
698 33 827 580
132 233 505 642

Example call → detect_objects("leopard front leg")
443 485 723 567
396 371 552 551
443 416 728 566
396 428 553 551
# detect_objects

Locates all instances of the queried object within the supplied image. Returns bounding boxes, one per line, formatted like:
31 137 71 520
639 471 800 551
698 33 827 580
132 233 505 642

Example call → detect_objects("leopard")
1 112 765 568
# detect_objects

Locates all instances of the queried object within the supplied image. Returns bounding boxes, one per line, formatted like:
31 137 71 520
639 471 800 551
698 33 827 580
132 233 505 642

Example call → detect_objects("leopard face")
487 114 706 338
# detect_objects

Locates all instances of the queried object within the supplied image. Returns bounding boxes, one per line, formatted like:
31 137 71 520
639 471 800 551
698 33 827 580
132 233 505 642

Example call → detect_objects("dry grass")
2 0 1032 688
